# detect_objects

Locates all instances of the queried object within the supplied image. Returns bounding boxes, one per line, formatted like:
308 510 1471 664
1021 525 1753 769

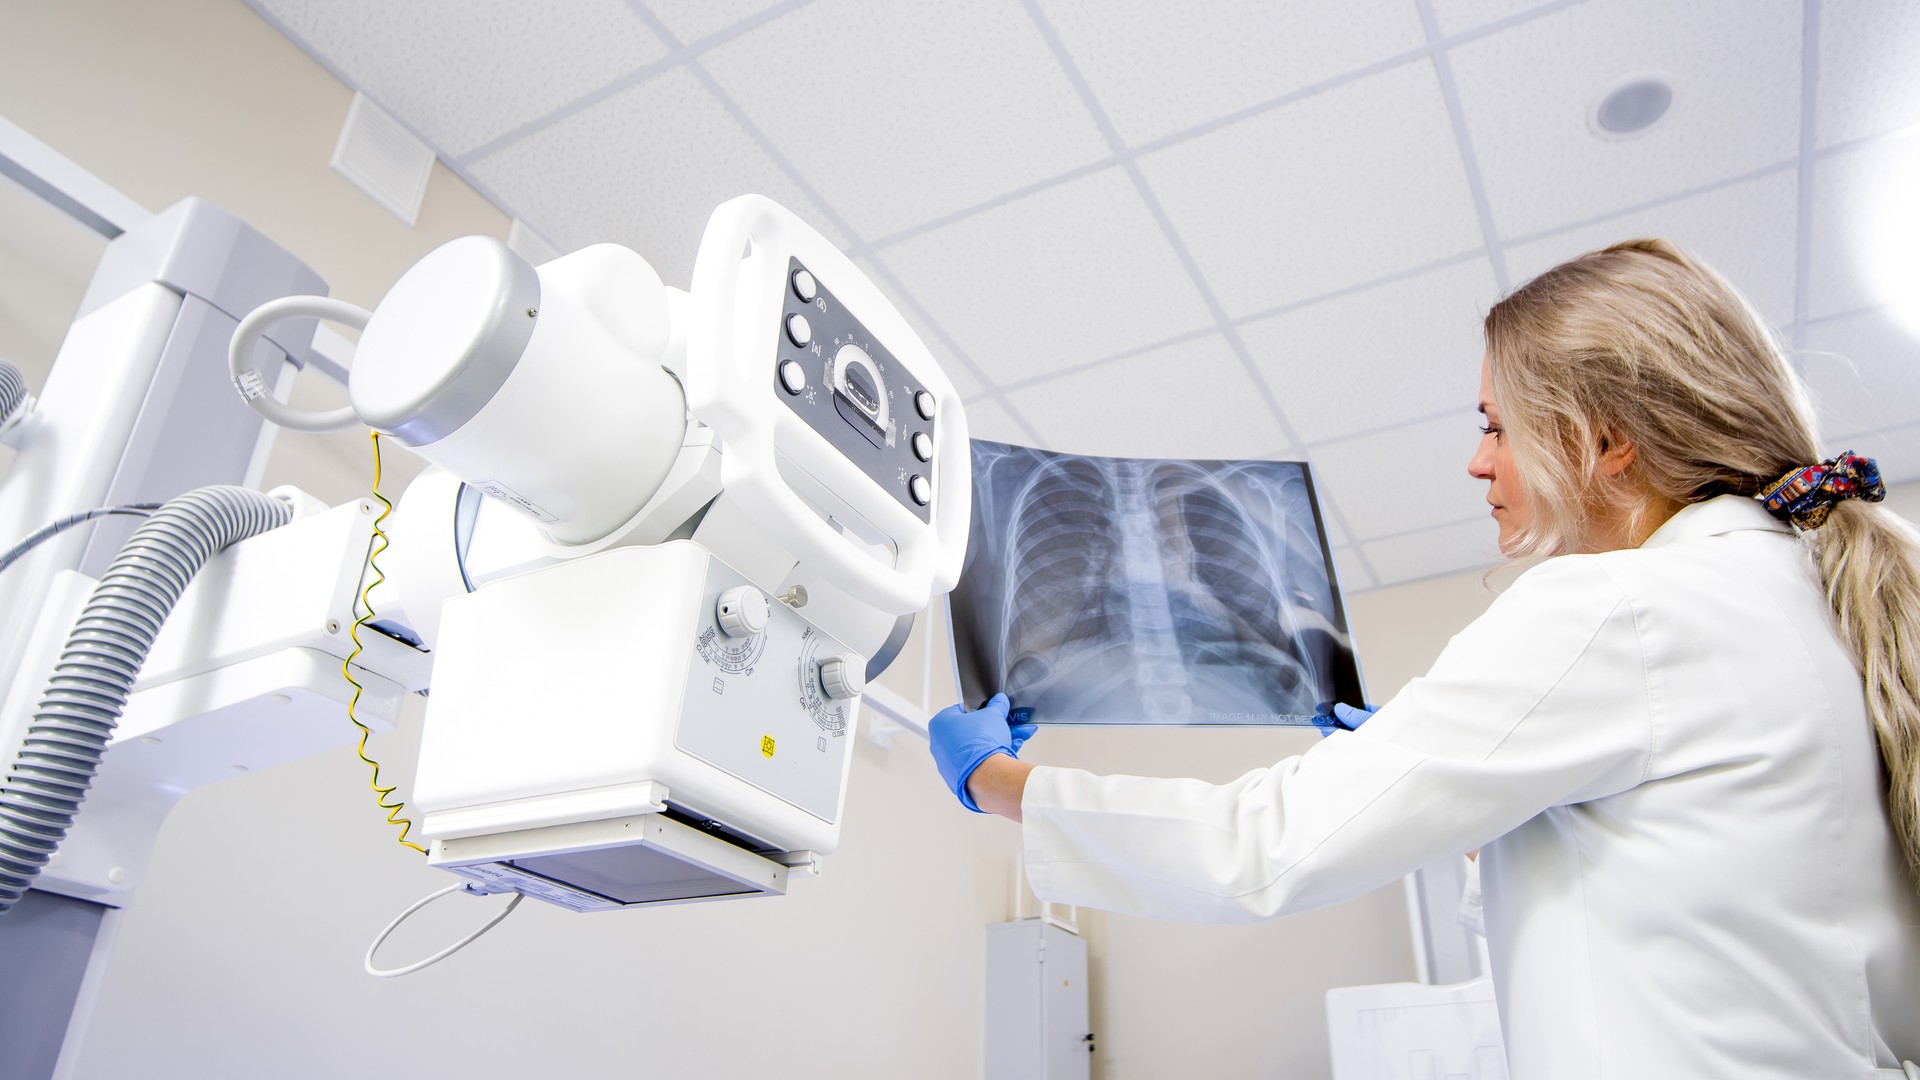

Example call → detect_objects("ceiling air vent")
507 219 564 266
331 92 433 226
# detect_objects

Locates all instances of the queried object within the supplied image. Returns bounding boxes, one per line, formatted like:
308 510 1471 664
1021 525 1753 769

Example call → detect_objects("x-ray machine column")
0 116 329 1079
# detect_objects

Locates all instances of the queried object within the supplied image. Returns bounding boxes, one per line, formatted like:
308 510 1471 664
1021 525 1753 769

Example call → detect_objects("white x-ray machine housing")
0 119 969 1073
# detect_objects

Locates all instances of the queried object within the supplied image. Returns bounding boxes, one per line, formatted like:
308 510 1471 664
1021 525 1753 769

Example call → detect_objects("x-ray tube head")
351 237 688 544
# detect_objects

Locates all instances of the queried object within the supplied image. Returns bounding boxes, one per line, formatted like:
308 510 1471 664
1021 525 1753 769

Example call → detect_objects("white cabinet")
984 920 1092 1080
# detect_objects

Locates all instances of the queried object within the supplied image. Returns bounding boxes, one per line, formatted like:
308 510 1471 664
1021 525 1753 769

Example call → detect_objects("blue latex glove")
928 693 1039 813
1312 702 1379 737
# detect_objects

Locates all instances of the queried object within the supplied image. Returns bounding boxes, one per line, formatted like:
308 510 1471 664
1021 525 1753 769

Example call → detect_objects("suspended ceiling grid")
248 0 1920 591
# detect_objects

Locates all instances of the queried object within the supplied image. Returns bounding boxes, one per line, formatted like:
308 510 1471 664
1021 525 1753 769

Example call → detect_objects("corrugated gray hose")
0 485 292 915
0 359 25 425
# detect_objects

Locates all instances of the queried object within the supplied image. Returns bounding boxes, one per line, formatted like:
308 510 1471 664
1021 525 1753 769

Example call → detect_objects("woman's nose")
1467 438 1493 480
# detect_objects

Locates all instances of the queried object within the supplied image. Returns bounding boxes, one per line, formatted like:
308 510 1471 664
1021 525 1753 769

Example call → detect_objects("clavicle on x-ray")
949 441 1363 726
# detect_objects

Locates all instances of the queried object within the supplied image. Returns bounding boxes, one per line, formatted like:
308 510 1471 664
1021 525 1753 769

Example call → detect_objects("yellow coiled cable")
343 430 426 855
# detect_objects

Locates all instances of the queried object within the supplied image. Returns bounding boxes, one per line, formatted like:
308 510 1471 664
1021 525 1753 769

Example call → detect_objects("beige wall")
0 4 1033 1079
0 0 509 506
903 594 1432 1079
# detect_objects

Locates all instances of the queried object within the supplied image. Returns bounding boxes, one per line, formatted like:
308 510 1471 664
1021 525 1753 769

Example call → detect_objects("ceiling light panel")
469 68 844 289
1362 516 1502 588
1800 307 1920 474
1034 0 1425 148
1240 257 1501 446
1307 410 1489 541
1502 168 1798 326
1816 0 1920 149
251 0 668 159
1806 128 1920 321
1137 59 1484 319
698 0 1111 241
643 0 794 46
1002 333 1290 461
876 167 1214 385
1449 0 1800 240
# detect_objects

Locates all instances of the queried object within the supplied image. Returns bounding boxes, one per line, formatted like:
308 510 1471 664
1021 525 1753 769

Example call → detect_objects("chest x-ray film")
949 441 1363 726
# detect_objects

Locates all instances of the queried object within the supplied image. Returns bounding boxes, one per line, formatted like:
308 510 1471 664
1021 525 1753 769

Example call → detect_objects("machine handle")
228 295 369 433
689 196 967 616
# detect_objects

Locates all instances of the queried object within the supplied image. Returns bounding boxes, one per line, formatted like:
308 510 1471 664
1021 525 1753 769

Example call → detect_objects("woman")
929 240 1920 1077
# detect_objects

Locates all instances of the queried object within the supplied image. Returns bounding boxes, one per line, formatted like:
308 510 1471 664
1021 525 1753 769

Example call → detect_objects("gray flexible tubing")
0 485 292 914
0 359 25 426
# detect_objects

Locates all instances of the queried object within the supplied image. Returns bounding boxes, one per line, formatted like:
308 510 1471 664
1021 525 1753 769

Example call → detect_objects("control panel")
772 257 940 523
678 554 862 823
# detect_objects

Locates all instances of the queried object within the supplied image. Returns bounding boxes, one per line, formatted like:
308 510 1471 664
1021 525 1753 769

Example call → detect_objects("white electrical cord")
227 295 369 432
364 883 525 978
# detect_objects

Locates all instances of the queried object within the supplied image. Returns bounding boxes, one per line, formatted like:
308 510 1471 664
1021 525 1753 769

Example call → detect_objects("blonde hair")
1484 238 1920 887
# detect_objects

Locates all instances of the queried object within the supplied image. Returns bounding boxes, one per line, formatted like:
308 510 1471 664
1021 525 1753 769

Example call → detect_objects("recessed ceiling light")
1590 75 1674 139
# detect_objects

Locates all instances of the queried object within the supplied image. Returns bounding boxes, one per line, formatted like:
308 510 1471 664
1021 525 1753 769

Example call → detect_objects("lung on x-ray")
949 441 1364 726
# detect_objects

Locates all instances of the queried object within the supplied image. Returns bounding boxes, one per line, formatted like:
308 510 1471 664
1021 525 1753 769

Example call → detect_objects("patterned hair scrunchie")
1757 452 1885 529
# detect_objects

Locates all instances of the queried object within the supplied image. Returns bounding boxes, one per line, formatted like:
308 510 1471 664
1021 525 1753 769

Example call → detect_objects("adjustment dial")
817 654 866 700
716 587 769 638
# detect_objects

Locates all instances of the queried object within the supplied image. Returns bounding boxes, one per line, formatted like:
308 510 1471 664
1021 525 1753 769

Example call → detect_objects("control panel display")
772 258 938 523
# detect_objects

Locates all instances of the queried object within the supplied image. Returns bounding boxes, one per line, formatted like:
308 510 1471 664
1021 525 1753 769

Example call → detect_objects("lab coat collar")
1639 493 1793 550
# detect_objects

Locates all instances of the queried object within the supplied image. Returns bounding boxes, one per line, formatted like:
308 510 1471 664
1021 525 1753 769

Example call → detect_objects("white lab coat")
1020 496 1920 1078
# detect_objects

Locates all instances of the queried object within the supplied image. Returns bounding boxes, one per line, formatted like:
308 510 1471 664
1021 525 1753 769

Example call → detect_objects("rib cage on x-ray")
951 441 1361 726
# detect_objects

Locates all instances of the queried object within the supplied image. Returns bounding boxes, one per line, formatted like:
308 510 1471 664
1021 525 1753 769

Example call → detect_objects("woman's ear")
1598 430 1637 477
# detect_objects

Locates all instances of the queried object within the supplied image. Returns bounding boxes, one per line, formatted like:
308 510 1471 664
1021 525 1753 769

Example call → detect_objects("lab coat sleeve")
1020 555 1654 923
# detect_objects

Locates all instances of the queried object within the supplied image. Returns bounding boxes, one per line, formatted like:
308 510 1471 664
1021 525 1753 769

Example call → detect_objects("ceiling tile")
1307 410 1489 540
1329 546 1378 594
852 255 987 400
1430 0 1557 37
958 394 1035 446
874 167 1215 385
1004 334 1289 460
254 0 669 159
1807 127 1920 320
1451 0 1801 241
1502 168 1800 326
1034 0 1425 147
1800 305 1920 452
1362 517 1503 588
469 68 845 290
1816 0 1920 149
1137 59 1485 318
1242 258 1501 445
644 0 793 46
1826 419 1920 488
698 0 1112 241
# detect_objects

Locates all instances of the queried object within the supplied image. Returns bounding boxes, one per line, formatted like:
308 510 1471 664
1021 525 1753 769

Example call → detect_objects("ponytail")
1811 499 1920 887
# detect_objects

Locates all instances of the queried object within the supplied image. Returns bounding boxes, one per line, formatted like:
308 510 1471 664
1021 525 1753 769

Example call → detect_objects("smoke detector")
1589 75 1674 139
